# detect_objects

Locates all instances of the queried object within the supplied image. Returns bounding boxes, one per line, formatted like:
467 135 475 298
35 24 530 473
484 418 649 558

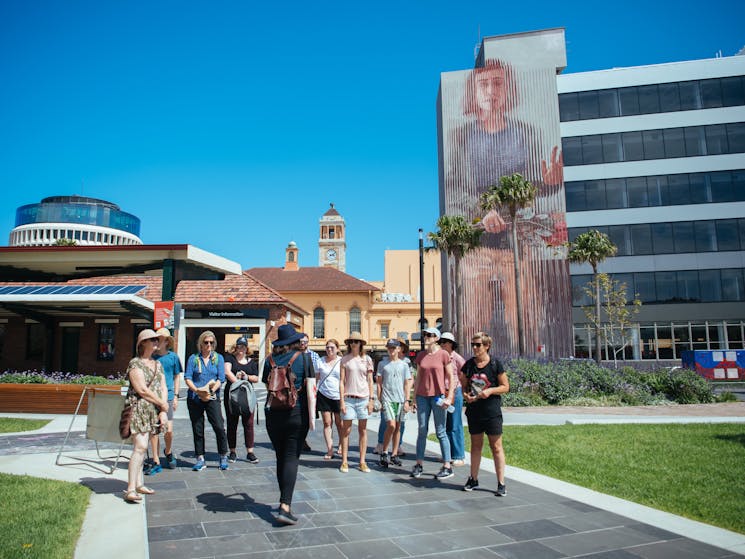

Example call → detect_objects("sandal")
323 453 333 460
123 490 142 503
136 486 155 495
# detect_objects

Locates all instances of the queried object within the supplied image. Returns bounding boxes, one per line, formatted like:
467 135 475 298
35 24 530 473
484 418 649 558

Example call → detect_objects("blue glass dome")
15 196 141 236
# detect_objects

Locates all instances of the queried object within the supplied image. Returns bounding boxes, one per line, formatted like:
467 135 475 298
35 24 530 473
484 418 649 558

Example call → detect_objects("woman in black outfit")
224 336 260 464
459 331 510 496
262 324 314 525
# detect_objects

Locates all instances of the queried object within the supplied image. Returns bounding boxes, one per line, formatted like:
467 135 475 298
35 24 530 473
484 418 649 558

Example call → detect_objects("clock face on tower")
326 249 337 261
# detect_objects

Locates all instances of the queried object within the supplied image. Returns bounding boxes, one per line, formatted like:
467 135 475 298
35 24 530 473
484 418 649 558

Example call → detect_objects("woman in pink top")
338 331 374 473
411 327 455 480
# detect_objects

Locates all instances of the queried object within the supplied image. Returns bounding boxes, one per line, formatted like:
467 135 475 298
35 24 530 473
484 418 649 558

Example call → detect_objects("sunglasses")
471 342 483 347
325 346 336 350
203 340 216 345
424 333 438 338
146 337 159 343
349 340 361 344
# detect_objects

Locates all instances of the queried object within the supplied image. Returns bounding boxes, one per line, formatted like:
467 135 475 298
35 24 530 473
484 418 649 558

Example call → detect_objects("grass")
0 473 90 559
0 418 50 433
0 418 89 558
467 423 745 534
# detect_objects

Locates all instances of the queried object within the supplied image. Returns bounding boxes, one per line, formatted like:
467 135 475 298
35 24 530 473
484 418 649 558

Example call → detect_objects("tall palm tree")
479 173 538 356
567 229 618 363
428 215 483 345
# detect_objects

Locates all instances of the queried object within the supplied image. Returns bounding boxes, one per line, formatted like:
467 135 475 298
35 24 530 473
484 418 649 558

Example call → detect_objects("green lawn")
0 418 89 558
0 418 50 433
471 423 745 534
0 473 90 559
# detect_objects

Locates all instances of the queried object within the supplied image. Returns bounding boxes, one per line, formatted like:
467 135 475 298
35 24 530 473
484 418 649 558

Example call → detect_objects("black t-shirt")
462 357 505 419
224 354 258 390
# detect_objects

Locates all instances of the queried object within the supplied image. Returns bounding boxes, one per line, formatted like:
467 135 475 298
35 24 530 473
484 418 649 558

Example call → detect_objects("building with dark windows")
9 196 143 246
559 53 745 360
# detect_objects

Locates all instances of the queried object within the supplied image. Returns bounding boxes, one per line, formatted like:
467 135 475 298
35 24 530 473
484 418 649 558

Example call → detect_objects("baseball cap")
385 338 401 347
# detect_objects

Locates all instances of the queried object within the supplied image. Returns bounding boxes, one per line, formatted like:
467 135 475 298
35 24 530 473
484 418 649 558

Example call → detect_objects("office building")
560 53 745 359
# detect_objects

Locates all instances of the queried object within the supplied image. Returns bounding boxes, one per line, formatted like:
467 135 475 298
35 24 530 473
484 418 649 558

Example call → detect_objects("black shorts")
466 413 503 436
316 392 341 413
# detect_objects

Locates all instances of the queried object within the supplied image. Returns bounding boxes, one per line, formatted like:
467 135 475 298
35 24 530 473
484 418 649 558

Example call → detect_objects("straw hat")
155 327 174 349
344 332 367 345
136 329 159 350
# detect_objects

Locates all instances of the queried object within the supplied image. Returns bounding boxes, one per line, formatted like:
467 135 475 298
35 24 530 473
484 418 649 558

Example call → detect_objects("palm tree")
428 215 483 345
567 229 618 363
479 173 537 356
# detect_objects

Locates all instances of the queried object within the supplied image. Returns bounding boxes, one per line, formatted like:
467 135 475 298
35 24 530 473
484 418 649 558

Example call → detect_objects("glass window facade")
559 76 745 122
566 170 745 211
562 123 745 166
572 268 745 306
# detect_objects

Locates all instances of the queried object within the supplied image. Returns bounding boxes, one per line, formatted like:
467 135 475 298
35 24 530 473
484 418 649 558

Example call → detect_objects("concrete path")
1 401 744 558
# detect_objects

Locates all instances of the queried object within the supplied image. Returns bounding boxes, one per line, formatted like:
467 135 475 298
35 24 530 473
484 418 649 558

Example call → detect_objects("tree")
479 173 537 356
567 229 617 363
580 273 641 366
428 215 483 345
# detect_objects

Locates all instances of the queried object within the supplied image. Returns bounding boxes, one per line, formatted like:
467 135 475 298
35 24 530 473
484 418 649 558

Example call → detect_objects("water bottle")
435 396 455 414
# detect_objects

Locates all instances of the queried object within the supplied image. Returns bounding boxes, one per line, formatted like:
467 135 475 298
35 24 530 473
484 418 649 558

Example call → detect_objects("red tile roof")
246 267 379 293
175 272 288 304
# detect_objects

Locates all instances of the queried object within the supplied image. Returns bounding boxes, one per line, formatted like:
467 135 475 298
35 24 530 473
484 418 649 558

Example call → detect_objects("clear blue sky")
1 1 743 280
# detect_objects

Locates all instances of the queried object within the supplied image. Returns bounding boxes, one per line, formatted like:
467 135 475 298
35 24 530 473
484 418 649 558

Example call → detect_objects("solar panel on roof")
0 284 148 297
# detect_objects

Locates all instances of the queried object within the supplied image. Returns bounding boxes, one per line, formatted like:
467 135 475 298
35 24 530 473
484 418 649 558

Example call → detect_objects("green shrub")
716 391 739 403
503 392 546 407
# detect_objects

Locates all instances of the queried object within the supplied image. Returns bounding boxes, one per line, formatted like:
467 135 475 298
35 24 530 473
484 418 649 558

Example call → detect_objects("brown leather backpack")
266 352 301 410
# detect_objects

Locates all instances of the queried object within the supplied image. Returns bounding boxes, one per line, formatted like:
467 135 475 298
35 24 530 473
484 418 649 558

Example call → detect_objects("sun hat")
272 324 305 347
439 331 457 349
385 338 401 347
235 336 249 346
423 327 441 340
136 328 159 349
155 327 174 348
344 332 367 345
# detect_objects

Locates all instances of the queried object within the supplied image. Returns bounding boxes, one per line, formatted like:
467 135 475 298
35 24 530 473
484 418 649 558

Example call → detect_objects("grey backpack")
228 379 257 416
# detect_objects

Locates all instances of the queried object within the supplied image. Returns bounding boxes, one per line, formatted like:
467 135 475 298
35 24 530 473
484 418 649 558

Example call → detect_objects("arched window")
349 307 361 334
288 252 295 262
313 307 325 339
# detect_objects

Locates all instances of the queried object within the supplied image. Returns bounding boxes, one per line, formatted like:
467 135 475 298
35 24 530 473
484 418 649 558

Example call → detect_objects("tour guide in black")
459 331 510 496
262 324 315 525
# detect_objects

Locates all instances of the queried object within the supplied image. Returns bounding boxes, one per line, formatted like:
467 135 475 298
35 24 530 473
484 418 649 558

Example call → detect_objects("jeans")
266 405 309 506
446 386 465 460
224 394 254 450
415 394 451 463
187 397 228 457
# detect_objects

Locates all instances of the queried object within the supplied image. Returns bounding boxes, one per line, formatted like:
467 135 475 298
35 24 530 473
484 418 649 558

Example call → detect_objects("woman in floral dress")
124 329 169 503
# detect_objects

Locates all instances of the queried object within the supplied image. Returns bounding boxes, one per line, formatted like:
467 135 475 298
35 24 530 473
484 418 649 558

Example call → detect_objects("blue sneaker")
219 454 229 471
145 463 162 476
192 457 206 471
165 453 176 469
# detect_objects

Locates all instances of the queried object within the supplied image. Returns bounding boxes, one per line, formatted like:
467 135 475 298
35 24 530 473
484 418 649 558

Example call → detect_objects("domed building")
9 195 142 246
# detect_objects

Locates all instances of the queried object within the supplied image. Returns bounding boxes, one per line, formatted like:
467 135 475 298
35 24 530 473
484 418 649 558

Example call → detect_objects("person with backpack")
261 324 315 526
224 337 259 464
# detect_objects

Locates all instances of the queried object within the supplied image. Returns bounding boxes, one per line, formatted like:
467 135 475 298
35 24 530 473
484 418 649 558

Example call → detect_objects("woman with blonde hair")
123 329 169 503
183 330 229 471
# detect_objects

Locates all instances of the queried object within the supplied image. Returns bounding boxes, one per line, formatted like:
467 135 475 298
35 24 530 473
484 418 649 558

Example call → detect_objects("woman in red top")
411 327 455 480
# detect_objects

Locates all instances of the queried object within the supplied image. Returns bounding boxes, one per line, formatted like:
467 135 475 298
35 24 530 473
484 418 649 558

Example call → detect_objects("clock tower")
318 203 346 272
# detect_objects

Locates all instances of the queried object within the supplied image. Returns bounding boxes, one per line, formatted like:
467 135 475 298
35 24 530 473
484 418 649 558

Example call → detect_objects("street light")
419 228 425 351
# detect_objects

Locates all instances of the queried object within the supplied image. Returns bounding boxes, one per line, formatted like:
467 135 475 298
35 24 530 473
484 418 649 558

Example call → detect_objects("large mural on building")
437 29 573 357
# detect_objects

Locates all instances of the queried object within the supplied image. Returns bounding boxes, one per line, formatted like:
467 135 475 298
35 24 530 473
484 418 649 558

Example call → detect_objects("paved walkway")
1 402 744 558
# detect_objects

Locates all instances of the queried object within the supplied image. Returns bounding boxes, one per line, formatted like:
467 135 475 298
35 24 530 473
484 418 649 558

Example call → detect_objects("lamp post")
419 228 425 351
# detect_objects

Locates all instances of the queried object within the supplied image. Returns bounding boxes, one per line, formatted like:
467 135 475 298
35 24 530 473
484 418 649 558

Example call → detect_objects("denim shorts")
342 397 369 420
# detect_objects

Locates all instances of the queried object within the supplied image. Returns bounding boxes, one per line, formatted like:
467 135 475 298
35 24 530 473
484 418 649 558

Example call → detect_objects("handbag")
119 365 159 439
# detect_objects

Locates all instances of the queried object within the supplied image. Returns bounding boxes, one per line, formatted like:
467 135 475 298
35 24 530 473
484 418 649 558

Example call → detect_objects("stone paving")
138 415 743 559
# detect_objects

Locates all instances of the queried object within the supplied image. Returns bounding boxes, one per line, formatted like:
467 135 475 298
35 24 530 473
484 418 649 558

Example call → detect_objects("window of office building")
559 76 745 122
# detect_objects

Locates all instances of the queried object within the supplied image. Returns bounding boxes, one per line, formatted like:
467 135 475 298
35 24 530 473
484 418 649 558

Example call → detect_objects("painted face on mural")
475 66 508 116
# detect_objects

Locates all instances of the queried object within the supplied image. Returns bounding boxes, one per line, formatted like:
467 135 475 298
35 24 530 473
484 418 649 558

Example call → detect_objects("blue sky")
1 1 743 280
